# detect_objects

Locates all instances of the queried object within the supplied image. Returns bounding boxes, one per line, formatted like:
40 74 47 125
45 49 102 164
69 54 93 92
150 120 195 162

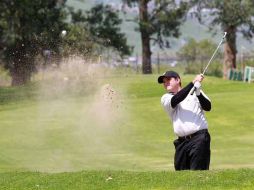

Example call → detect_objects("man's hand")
190 74 204 95
193 74 204 84
194 81 201 95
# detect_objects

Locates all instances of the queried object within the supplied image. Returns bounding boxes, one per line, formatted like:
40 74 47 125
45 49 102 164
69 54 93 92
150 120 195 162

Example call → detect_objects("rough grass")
1 169 254 189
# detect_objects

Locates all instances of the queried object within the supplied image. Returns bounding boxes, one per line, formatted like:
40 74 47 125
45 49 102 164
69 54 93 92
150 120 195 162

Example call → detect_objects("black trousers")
173 129 211 170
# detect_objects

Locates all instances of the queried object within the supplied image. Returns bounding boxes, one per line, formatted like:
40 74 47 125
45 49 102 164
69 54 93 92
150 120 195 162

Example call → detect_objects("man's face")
163 77 180 93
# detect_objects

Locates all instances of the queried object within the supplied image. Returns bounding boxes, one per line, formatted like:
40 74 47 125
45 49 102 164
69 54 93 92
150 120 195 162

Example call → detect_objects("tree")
177 38 197 64
0 0 68 85
59 23 99 59
178 38 222 76
122 0 190 74
194 0 254 79
197 39 223 74
69 4 132 58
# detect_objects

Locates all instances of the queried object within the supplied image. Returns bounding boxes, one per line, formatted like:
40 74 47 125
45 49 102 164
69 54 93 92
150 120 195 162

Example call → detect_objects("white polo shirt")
161 90 209 137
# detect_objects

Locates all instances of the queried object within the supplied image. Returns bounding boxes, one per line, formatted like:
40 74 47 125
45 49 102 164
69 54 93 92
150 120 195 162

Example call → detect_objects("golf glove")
194 81 201 96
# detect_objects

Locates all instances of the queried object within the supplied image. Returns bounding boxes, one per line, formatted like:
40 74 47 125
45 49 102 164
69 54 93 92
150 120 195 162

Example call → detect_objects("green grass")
0 73 254 188
1 169 254 189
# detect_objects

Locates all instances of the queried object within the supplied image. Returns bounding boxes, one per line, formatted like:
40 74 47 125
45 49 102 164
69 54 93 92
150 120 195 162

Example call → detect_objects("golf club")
190 32 227 95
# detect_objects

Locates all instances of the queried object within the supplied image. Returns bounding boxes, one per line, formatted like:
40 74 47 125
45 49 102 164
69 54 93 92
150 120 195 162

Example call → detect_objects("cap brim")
158 76 164 83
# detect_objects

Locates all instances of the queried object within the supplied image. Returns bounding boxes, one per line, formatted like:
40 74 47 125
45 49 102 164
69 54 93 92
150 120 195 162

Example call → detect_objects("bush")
243 59 254 67
183 60 223 77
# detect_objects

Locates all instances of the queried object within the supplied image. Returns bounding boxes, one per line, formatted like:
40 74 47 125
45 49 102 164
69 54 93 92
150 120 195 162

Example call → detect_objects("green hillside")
66 0 254 56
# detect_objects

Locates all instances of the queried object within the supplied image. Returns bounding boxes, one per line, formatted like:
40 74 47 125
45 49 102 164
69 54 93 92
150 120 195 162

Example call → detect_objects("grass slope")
0 74 254 172
0 73 254 188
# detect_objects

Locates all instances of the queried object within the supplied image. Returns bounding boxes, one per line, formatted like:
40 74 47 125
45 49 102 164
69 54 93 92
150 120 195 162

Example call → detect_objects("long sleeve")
171 82 194 108
197 92 211 111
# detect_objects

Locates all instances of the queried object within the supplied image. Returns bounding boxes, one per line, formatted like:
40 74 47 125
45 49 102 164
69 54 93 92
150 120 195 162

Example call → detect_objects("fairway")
1 72 254 189
0 73 254 173
1 0 254 189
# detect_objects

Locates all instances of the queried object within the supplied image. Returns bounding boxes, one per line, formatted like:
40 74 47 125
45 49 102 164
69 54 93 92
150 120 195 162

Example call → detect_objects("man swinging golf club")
158 71 211 170
158 32 226 170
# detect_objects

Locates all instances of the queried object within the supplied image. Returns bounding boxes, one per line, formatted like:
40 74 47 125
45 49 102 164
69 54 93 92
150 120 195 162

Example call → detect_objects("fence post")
136 54 139 74
157 52 160 74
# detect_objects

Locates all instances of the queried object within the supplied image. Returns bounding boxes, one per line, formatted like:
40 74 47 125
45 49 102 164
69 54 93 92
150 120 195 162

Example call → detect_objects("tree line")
0 0 254 85
0 0 131 85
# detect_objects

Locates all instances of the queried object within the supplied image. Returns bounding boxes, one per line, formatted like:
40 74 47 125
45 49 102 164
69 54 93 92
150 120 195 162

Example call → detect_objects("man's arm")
171 74 204 108
171 82 194 108
197 92 211 111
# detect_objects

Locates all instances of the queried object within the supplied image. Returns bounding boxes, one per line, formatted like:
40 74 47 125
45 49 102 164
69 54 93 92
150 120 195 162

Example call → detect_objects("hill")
66 0 254 56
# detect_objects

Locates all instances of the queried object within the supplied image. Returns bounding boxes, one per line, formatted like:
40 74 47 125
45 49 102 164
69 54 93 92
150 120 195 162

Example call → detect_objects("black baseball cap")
157 71 180 83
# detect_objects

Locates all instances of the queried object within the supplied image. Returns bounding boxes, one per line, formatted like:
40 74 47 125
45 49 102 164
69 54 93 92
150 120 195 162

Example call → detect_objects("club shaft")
190 32 227 95
202 33 227 75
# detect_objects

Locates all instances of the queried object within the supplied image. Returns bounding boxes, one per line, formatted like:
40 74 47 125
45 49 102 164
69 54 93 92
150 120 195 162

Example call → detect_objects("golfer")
158 71 211 170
